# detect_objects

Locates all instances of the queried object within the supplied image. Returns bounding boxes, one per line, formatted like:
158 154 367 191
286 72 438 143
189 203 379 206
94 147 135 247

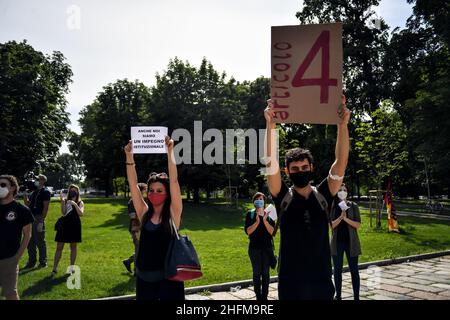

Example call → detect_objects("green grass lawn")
15 197 450 300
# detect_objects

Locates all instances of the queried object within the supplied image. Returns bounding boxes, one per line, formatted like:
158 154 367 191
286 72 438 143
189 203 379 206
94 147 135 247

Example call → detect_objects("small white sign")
265 204 278 221
131 126 168 154
338 200 350 211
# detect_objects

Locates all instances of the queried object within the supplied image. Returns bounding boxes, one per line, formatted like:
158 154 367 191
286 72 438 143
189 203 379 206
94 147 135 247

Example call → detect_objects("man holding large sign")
265 23 350 300
271 23 343 124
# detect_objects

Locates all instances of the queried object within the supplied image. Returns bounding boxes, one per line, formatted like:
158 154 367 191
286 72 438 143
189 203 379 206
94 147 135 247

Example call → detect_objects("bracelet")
328 170 344 181
126 162 135 166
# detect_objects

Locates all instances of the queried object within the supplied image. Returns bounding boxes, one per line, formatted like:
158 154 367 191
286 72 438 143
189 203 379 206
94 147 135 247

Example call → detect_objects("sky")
0 0 414 153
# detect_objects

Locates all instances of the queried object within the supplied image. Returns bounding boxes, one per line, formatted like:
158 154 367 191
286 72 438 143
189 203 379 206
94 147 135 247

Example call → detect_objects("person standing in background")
23 174 51 269
245 192 275 301
52 184 84 275
330 183 361 300
123 183 147 274
0 175 34 300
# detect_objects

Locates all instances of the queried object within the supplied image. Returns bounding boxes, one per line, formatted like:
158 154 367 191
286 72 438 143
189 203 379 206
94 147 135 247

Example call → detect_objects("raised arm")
332 211 345 229
328 95 351 196
263 212 275 236
246 214 260 236
71 201 85 217
166 136 183 230
124 140 148 221
264 99 282 198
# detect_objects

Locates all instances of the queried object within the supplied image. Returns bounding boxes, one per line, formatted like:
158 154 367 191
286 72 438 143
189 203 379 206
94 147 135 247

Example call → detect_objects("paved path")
186 255 450 300
358 206 450 221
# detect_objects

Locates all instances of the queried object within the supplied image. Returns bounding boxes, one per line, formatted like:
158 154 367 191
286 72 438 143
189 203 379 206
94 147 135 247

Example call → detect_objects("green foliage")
74 79 151 196
355 100 409 190
44 153 85 189
0 40 72 179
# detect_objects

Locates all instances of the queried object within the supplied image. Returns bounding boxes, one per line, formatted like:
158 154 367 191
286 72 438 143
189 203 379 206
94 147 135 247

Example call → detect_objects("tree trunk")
193 187 200 204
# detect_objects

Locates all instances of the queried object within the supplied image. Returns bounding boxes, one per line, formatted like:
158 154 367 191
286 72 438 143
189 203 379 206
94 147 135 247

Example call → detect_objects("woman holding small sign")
244 192 276 301
330 183 361 300
124 136 184 300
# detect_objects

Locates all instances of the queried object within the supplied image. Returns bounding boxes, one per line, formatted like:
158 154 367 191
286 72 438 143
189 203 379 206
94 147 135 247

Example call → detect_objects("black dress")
135 211 184 300
55 201 82 243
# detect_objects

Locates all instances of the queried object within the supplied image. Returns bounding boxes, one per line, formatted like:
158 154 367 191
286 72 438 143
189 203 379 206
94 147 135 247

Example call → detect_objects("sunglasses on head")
149 172 168 179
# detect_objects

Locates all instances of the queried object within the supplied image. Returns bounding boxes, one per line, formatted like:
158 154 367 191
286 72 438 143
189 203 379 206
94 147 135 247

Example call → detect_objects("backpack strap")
273 186 294 237
311 186 332 228
250 208 255 220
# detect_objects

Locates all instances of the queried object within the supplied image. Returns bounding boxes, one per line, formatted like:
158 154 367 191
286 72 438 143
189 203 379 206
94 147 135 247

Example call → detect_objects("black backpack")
273 186 331 236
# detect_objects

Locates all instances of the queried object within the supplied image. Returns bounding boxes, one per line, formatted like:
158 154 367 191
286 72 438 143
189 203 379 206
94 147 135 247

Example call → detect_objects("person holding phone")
52 184 84 275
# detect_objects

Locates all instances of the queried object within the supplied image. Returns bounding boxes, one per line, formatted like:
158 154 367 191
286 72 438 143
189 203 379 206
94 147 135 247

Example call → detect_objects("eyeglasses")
149 172 168 179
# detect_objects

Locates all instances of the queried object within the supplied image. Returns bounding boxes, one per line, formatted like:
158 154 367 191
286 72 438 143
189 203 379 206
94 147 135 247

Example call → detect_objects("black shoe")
122 259 132 273
38 262 48 268
23 262 36 269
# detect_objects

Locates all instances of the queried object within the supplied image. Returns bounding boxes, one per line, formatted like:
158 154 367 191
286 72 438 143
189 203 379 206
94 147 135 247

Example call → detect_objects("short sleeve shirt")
272 178 334 282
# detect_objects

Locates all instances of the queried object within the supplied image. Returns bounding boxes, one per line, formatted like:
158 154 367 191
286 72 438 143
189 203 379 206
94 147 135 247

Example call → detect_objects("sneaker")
122 259 132 273
23 262 36 269
38 263 48 269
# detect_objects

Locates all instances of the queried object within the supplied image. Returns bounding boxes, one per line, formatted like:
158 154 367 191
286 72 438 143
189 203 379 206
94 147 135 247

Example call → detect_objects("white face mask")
338 191 347 200
0 187 9 199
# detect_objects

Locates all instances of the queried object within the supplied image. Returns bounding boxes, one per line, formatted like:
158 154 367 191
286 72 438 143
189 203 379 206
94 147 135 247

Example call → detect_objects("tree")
44 153 85 189
150 58 244 203
354 100 408 192
384 0 450 195
294 0 391 196
73 79 151 196
0 40 72 179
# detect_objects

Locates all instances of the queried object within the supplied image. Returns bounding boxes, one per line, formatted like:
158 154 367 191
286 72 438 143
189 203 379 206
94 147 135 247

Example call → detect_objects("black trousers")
332 241 360 300
248 246 272 301
278 278 335 300
27 220 47 265
136 276 185 301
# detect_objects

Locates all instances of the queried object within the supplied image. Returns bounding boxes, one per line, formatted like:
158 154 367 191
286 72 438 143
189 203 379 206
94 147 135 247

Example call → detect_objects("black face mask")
69 191 78 199
289 171 313 188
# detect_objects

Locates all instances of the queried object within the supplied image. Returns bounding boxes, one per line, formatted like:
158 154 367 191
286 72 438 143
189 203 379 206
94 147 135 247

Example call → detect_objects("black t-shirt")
272 178 334 283
333 202 350 243
0 200 35 259
244 210 275 249
29 188 51 216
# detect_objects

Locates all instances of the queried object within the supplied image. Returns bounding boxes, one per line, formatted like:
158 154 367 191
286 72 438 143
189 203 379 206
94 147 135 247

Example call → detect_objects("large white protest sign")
131 126 168 154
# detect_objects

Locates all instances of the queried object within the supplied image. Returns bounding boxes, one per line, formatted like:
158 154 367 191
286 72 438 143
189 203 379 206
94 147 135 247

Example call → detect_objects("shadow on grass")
19 267 39 276
83 197 128 206
92 207 129 230
106 274 136 298
91 200 250 231
21 274 69 298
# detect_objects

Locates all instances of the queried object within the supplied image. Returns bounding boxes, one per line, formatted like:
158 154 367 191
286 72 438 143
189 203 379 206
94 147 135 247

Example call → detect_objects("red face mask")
148 192 167 206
